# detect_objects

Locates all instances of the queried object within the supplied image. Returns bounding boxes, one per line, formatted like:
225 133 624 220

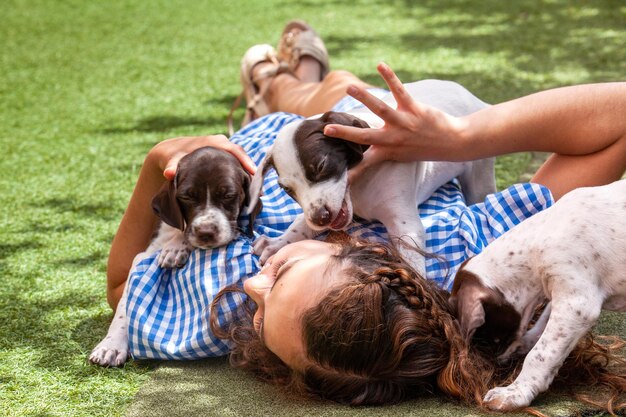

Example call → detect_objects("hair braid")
352 249 498 406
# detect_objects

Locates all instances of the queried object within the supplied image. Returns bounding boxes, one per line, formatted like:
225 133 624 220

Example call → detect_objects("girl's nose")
243 274 273 304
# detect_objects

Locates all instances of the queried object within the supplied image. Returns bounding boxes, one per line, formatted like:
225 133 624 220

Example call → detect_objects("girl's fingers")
210 137 256 175
346 84 403 126
163 152 185 180
163 166 177 181
325 124 393 147
229 145 257 174
324 124 375 144
377 63 413 109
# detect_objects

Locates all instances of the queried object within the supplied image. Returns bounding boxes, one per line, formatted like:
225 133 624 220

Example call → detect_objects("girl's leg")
254 57 372 117
530 133 626 200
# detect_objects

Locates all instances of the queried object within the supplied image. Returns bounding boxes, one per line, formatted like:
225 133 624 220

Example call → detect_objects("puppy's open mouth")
329 200 350 230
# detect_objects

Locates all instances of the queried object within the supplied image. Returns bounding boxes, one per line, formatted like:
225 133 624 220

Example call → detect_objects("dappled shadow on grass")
203 93 239 109
326 0 624 98
98 95 239 135
100 115 220 134
0 283 156 376
1 287 98 362
0 241 44 261
74 311 119 351
99 95 238 135
126 358 364 417
34 197 120 222
18 223 81 234
54 250 107 272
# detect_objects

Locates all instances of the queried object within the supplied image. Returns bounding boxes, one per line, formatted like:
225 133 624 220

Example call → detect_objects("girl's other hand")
151 135 256 181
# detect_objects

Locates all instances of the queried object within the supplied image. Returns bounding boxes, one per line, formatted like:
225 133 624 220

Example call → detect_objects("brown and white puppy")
450 179 626 411
151 146 253 268
89 146 251 367
247 79 497 275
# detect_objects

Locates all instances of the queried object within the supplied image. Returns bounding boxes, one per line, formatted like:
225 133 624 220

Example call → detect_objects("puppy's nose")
193 225 217 243
311 205 331 226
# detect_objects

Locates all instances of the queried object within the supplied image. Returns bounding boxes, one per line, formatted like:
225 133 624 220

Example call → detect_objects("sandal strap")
277 20 329 80
227 49 290 136
227 92 244 136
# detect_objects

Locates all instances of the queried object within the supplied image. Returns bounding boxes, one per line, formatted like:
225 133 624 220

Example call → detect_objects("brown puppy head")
449 261 521 355
246 111 370 230
295 111 371 179
152 146 253 246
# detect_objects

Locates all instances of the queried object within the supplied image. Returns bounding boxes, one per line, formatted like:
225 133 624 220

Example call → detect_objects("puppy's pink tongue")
330 201 349 230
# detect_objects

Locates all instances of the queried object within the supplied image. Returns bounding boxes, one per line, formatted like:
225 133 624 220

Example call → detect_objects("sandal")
228 44 290 136
277 20 329 80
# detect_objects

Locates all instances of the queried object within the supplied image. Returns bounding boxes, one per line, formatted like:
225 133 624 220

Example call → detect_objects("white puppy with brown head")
248 80 497 275
450 179 626 411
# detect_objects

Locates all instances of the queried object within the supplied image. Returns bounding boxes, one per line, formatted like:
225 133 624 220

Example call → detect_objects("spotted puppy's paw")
253 235 291 264
89 335 129 367
158 237 192 268
483 384 534 411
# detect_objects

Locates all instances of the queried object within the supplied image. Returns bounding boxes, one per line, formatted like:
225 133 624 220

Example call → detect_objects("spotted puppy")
450 179 626 411
89 146 252 367
247 79 497 275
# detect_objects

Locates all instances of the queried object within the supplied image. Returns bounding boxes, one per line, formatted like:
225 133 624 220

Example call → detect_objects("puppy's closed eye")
308 156 329 182
179 189 199 202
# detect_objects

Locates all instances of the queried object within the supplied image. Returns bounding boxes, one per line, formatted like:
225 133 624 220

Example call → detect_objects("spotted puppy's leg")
518 303 552 356
89 279 131 367
483 282 602 411
253 215 316 264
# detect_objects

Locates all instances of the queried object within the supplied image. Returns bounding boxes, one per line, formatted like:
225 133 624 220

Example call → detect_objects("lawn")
1 1 624 416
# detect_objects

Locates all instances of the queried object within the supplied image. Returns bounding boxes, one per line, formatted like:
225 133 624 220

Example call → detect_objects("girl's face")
243 240 343 371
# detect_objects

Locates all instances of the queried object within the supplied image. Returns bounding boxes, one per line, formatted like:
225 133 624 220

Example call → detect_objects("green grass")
1 0 624 416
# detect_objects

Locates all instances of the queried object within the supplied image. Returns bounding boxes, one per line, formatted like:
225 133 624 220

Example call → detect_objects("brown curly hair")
210 240 625 412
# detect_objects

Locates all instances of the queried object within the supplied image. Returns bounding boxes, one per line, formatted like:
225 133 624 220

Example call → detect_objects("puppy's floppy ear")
241 171 252 208
344 141 368 169
244 151 273 219
350 116 370 129
152 174 185 231
321 111 370 168
455 288 486 344
450 267 487 344
240 171 258 238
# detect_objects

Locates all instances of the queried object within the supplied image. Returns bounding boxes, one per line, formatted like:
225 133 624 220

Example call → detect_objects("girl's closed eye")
270 258 288 278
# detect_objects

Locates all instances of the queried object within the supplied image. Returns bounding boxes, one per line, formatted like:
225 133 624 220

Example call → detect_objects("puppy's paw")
483 384 533 411
89 336 130 367
158 243 191 268
253 235 289 264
